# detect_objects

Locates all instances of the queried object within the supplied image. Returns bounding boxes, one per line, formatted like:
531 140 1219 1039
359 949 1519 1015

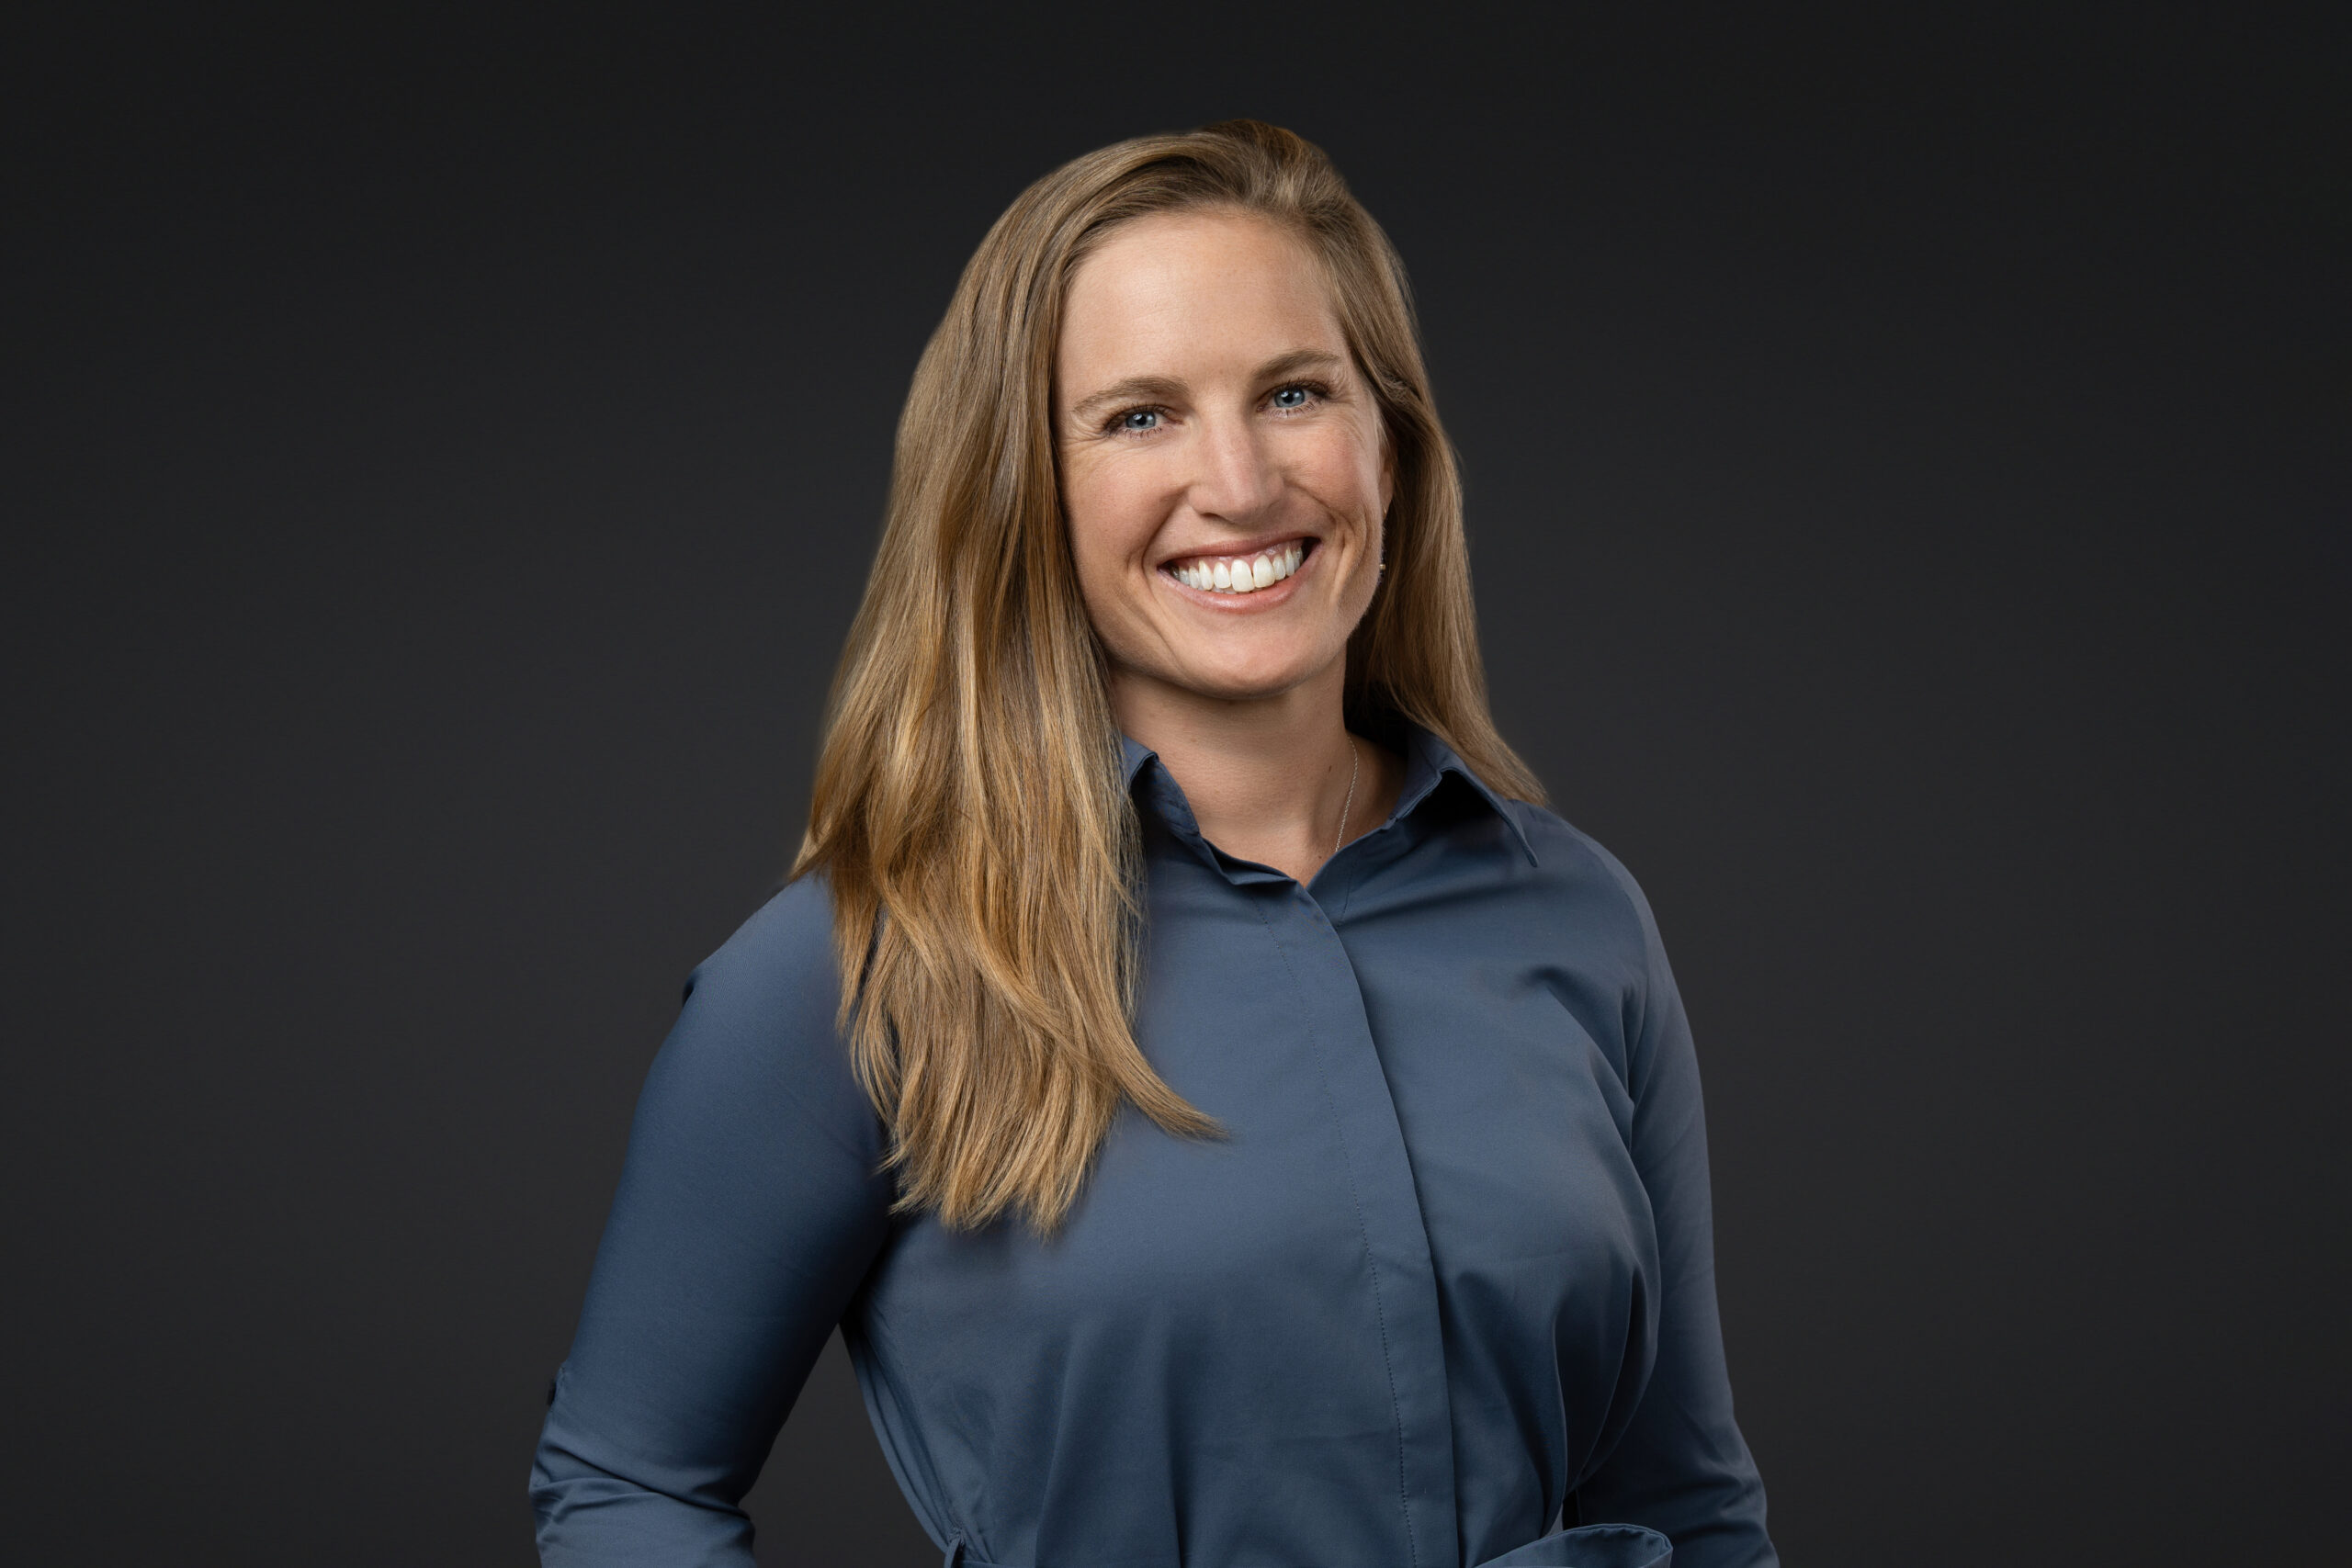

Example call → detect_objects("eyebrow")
1066 349 1350 425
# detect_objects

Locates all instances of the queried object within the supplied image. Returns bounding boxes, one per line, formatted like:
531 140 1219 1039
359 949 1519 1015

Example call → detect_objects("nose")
1185 411 1280 526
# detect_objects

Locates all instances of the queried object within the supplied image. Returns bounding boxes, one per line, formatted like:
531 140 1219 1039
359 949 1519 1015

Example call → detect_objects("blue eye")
1271 385 1315 410
1119 409 1160 432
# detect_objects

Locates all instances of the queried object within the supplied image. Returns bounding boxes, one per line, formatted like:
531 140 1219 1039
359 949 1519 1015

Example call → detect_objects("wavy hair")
793 119 1543 1234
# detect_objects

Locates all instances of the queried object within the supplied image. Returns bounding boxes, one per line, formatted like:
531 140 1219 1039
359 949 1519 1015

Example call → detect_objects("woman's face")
1056 209 1392 713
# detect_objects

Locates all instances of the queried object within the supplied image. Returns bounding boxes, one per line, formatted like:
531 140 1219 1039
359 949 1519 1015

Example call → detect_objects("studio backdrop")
4 8 2343 1565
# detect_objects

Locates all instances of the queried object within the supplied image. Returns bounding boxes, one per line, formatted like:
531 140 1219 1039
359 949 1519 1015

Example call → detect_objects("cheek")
1062 461 1159 596
1303 424 1387 515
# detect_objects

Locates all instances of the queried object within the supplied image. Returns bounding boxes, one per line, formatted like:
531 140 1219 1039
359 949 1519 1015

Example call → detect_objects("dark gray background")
6 6 2345 1564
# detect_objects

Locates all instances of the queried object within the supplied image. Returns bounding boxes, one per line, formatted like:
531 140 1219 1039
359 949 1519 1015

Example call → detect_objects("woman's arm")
1572 854 1779 1567
531 880 895 1567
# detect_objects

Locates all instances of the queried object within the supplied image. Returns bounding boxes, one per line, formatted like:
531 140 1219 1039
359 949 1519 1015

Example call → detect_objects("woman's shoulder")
688 870 842 1003
1487 800 1689 1077
639 872 870 1134
1492 797 1669 953
611 869 891 1260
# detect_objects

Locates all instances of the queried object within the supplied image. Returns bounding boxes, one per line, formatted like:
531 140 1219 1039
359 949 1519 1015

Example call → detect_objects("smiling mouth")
1161 537 1314 595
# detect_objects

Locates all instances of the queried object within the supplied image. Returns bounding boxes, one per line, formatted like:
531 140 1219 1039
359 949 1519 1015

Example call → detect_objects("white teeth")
1174 543 1312 594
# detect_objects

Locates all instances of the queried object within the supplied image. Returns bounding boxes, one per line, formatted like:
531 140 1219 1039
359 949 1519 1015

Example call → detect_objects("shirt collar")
1117 719 1539 869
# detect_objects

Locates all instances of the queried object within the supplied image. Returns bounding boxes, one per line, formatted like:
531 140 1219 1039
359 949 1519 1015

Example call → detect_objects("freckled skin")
1056 212 1394 711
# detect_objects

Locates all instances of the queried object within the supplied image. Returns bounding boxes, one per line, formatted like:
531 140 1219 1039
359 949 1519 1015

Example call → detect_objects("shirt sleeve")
530 878 896 1567
1573 853 1779 1567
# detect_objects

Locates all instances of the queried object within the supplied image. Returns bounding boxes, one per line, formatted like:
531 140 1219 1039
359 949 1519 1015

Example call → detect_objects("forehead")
1058 210 1344 379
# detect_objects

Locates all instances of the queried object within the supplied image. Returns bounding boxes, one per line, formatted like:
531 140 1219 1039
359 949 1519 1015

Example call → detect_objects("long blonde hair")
794 120 1543 1234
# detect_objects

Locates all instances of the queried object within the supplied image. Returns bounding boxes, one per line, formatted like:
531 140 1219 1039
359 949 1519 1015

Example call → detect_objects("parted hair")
793 119 1542 1234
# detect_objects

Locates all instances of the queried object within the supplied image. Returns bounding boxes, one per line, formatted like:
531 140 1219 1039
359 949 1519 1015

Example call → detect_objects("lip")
1156 530 1320 570
1157 535 1322 610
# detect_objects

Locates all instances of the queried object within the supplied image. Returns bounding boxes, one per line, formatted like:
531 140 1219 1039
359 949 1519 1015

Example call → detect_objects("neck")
1109 661 1373 885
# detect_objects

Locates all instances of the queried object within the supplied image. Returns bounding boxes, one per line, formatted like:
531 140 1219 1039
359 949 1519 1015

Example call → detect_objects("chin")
1165 650 1329 705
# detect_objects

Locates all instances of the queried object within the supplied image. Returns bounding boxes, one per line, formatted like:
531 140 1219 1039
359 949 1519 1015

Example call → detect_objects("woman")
532 120 1775 1568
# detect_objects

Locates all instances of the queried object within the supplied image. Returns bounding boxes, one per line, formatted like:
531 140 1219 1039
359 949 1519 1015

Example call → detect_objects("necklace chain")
1331 738 1360 863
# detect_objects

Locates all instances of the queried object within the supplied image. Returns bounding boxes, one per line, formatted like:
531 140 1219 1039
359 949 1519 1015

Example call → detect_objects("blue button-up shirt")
533 724 1775 1567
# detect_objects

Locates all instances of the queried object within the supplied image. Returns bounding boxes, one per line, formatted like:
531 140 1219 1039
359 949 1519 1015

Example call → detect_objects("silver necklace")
1330 737 1360 863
